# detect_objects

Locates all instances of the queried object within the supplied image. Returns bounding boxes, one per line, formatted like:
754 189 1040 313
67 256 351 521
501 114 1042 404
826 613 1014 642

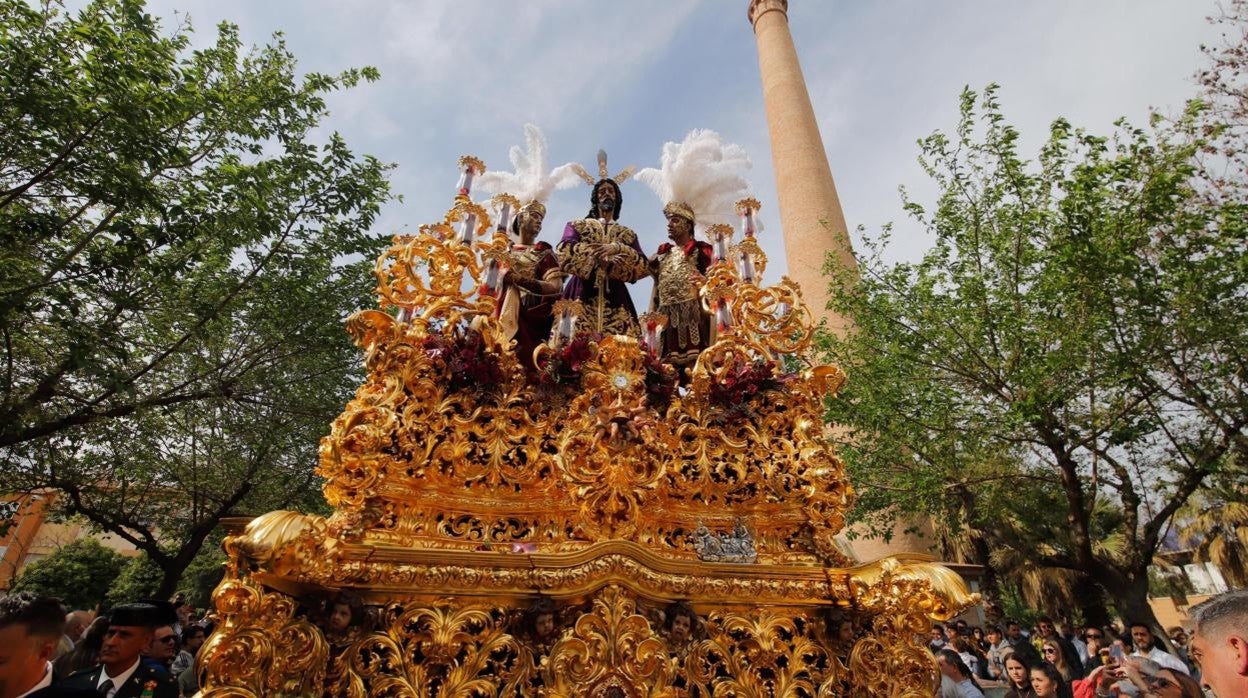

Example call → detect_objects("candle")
457 213 477 245
709 224 733 265
456 156 485 198
736 248 756 284
495 201 513 234
639 312 667 353
483 259 503 295
714 298 733 332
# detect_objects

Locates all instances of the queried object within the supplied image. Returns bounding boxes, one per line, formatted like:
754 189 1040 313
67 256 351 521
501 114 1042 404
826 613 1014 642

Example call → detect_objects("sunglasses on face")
1145 676 1175 690
1043 648 1058 654
1085 633 1103 639
157 635 177 644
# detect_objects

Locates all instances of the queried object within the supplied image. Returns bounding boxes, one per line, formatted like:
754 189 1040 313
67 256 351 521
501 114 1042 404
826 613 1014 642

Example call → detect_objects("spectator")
983 626 1012 681
170 597 192 637
52 617 108 681
1101 656 1202 698
937 648 986 698
1081 626 1106 675
1165 626 1197 677
952 637 981 678
1006 621 1043 665
971 626 988 653
1058 621 1088 667
1128 620 1189 676
169 626 203 678
57 602 179 697
1187 589 1248 698
1042 639 1079 684
54 611 93 661
1029 661 1074 698
0 591 96 698
931 624 949 652
140 625 178 675
1038 617 1085 679
1002 653 1038 698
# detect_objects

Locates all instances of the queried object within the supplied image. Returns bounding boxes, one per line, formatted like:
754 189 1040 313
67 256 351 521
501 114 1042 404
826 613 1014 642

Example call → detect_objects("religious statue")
649 202 713 371
560 151 649 336
497 204 561 368
477 124 578 368
637 129 753 368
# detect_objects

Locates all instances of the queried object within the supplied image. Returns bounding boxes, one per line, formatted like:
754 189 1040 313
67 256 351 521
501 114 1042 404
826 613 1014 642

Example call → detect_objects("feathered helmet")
477 124 580 220
636 129 753 234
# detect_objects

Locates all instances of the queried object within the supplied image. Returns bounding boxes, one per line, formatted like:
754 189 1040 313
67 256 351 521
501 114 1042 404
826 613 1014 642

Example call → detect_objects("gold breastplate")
657 248 698 305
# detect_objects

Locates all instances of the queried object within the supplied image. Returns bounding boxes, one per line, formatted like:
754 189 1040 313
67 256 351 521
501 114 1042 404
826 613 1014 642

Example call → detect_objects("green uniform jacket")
58 662 180 698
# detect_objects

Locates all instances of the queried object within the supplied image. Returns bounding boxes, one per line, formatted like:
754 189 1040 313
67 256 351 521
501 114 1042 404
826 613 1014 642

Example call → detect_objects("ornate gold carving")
543 586 674 695
198 579 328 698
201 160 980 696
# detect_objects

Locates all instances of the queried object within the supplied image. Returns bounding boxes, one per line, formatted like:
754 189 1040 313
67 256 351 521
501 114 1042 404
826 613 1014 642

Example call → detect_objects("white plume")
477 124 580 204
636 129 753 233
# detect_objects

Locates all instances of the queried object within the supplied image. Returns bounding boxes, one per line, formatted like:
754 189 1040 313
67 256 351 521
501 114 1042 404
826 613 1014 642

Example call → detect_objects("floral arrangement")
535 332 597 386
706 357 789 415
421 328 504 392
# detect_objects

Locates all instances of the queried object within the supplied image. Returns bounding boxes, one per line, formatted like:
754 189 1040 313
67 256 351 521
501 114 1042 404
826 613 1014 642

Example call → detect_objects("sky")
136 0 1223 300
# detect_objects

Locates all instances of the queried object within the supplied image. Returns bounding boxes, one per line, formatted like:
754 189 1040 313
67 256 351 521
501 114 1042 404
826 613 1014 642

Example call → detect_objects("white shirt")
15 661 53 698
1133 646 1190 675
1069 635 1088 664
97 657 142 697
956 677 986 698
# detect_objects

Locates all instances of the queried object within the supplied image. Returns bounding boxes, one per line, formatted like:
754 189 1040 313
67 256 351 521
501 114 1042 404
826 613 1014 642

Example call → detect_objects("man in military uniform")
648 202 714 375
58 603 178 698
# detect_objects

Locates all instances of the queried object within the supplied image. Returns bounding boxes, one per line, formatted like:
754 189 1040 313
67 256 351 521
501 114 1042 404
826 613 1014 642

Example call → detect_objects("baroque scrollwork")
202 163 980 697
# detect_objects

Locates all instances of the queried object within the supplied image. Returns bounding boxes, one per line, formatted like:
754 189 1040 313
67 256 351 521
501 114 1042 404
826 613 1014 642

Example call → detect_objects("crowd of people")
1 588 1244 697
929 589 1247 697
0 592 210 698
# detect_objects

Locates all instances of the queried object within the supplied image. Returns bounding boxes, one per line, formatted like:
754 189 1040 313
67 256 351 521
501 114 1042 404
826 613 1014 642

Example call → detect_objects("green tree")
106 553 162 607
821 83 1246 633
0 0 393 597
11 538 127 609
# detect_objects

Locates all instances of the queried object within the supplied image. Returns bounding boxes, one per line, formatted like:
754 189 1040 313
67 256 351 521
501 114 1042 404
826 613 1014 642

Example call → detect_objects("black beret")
108 601 177 628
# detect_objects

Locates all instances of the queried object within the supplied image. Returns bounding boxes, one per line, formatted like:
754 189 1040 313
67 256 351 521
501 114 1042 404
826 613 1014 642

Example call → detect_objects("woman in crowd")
971 626 988 653
1003 653 1038 698
1042 639 1078 683
1030 662 1074 698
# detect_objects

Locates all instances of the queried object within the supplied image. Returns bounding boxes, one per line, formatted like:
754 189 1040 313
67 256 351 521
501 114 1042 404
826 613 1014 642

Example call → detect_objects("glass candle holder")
709 224 733 265
639 312 668 354
457 212 477 245
713 297 734 332
456 156 484 198
483 258 504 296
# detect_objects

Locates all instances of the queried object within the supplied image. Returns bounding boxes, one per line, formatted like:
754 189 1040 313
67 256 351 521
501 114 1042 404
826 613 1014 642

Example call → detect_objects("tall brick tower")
748 0 939 565
747 0 857 335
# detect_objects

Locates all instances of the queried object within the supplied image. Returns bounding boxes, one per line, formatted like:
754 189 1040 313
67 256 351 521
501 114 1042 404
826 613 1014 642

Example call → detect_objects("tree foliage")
105 552 162 607
820 78 1246 630
11 538 128 610
0 0 393 597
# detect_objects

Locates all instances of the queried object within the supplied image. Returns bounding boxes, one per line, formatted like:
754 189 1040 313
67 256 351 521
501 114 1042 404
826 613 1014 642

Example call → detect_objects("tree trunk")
1074 574 1112 628
154 564 185 601
1100 568 1173 652
971 533 1006 622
